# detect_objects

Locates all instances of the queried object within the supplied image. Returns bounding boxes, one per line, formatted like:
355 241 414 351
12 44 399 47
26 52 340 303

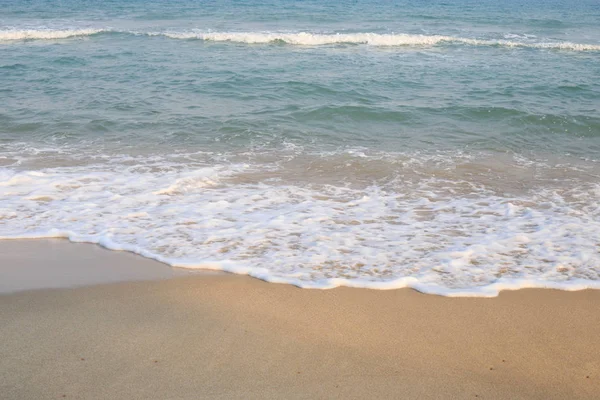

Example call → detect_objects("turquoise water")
1 0 599 296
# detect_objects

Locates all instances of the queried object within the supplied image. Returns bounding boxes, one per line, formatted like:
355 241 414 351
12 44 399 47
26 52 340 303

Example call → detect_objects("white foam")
161 31 456 46
1 153 599 297
0 28 104 41
159 31 600 51
1 28 598 51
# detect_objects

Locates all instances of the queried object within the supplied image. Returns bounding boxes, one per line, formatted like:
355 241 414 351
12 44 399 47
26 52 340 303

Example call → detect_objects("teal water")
1 0 599 295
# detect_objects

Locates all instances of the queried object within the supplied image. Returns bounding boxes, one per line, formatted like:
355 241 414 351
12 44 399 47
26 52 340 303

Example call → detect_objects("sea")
1 0 599 296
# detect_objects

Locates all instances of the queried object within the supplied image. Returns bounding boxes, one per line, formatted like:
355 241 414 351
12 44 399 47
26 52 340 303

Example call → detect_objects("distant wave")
159 31 600 51
2 28 599 51
161 31 454 46
0 28 104 41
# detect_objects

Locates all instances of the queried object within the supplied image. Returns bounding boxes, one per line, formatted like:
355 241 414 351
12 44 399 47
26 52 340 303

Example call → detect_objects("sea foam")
159 31 600 51
0 29 104 41
1 151 599 297
1 28 598 51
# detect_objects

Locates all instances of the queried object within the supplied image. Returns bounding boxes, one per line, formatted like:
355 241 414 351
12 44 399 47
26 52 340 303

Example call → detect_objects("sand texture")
0 240 205 293
1 243 599 399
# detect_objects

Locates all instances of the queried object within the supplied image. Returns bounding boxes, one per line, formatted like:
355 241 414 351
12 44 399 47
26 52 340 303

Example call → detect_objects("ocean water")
1 0 599 296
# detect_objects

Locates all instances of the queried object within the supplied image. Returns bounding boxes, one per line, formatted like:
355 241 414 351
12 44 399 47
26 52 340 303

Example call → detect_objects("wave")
0 28 104 41
161 31 455 46
0 150 599 297
159 31 600 51
1 28 599 51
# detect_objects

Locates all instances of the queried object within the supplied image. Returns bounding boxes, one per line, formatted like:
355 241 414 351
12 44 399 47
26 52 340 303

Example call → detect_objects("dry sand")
1 241 599 399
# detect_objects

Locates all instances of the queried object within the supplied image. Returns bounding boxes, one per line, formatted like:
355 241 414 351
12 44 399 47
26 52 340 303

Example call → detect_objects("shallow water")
1 0 599 296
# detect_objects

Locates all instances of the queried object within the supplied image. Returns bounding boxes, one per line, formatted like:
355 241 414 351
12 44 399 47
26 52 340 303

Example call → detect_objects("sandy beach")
1 241 599 399
0 240 208 294
3 0 600 398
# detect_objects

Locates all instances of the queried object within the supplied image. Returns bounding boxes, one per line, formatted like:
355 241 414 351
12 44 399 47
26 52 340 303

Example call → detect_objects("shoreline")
2 238 600 297
1 241 599 399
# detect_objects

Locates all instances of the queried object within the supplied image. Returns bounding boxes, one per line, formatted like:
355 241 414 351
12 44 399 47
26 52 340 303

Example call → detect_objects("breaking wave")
0 28 104 41
160 31 600 51
1 28 599 51
1 149 599 297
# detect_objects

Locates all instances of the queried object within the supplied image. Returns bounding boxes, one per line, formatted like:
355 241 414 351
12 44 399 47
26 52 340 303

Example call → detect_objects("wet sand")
0 239 209 294
1 241 599 399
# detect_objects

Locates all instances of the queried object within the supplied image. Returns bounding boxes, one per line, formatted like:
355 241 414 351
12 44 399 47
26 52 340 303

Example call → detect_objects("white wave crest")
160 31 600 51
0 29 103 41
489 39 600 51
162 31 458 46
2 28 598 51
